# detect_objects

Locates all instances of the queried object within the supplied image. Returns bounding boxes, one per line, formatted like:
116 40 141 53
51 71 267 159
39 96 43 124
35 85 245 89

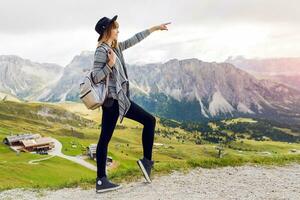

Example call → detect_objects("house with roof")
3 133 41 146
86 144 112 164
3 133 55 153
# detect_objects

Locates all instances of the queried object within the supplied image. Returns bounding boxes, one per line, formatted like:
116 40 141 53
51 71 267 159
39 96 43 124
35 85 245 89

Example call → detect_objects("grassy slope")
0 92 21 102
0 101 299 191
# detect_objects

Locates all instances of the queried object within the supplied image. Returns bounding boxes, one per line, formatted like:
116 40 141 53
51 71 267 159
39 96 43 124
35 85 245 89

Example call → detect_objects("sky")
0 0 299 66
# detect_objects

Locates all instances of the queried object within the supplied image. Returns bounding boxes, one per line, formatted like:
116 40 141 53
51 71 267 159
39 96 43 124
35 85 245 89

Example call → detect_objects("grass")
0 147 95 190
0 101 300 191
222 118 257 125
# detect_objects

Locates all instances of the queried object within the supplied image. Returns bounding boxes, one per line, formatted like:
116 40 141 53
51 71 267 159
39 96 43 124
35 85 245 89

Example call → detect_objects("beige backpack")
79 69 109 110
79 44 111 109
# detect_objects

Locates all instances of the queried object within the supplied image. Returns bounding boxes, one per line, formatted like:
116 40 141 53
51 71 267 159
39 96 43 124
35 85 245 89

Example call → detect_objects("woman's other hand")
107 49 116 68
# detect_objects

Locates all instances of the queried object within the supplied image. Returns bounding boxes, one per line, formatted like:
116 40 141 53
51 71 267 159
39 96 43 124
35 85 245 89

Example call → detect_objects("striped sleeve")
118 29 151 51
92 47 113 83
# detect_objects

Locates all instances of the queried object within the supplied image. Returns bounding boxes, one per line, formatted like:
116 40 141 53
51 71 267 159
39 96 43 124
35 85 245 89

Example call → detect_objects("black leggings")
96 98 156 178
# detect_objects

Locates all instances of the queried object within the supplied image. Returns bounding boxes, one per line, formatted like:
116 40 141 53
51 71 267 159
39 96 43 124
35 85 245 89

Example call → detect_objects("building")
87 144 97 159
86 144 112 163
3 133 54 153
21 137 55 152
3 133 41 146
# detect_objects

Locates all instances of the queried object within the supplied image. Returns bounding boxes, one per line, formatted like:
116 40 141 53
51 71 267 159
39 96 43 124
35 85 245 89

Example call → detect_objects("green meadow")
0 100 299 191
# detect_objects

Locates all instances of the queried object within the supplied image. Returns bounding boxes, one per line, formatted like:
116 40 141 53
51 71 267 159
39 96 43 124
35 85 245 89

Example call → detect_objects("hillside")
0 91 21 102
0 100 300 191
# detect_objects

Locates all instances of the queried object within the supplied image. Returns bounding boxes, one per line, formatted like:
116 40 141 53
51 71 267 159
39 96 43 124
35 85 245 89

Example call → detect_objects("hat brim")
97 15 118 42
111 15 118 22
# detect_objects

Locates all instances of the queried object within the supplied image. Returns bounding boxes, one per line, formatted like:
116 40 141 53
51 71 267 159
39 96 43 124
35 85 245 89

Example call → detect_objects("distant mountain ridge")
1 53 299 124
225 56 300 75
225 56 300 90
0 55 64 99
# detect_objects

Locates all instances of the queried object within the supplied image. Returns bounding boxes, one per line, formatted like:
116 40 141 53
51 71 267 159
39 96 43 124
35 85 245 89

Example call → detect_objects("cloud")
0 0 299 66
0 29 98 66
1 0 299 34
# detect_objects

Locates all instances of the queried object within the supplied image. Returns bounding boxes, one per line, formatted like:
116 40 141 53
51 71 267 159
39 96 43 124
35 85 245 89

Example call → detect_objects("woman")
92 15 170 193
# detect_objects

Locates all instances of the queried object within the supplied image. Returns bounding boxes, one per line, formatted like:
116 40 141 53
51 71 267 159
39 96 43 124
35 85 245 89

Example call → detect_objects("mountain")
0 55 64 99
39 54 300 124
127 58 300 124
37 51 94 102
1 53 300 125
264 74 300 90
225 56 300 90
225 56 300 75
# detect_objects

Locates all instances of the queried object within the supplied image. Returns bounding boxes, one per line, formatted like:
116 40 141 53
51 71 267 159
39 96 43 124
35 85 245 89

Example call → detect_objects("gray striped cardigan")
92 28 151 123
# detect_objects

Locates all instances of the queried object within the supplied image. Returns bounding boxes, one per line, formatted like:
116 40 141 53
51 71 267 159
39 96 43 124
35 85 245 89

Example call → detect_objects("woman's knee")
151 115 156 126
145 114 156 128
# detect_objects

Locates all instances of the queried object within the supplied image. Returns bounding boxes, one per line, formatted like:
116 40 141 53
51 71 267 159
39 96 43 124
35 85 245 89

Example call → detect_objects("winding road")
28 138 97 171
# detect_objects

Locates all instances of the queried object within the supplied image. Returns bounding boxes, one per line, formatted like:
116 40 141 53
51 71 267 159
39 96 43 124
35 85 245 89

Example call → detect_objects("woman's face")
110 24 119 40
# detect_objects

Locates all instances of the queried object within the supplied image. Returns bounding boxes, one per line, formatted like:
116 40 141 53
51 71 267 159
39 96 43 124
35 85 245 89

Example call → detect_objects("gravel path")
1 163 300 200
48 138 97 171
28 155 55 164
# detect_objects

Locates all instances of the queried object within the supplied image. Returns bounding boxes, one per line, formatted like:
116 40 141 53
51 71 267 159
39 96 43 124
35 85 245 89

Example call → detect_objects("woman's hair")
97 20 119 48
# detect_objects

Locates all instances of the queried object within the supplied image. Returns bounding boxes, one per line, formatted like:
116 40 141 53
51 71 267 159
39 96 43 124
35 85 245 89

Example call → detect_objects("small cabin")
21 137 54 152
86 144 112 163
87 144 97 159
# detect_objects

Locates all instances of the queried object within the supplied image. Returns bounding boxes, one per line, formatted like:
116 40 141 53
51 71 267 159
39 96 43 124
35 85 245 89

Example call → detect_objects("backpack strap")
93 43 110 96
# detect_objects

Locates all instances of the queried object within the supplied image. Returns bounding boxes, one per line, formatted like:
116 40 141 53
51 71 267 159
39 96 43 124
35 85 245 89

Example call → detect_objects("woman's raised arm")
118 29 151 51
118 22 171 51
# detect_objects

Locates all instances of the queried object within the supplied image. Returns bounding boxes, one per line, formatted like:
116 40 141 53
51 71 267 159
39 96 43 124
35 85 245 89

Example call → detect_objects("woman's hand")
149 22 171 33
107 49 116 68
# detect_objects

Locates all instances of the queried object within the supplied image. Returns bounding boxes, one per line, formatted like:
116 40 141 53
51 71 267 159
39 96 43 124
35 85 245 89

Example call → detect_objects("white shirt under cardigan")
92 28 151 124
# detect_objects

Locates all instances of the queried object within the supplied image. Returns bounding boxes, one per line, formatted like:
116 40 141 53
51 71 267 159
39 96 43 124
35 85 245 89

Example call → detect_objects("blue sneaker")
96 176 122 193
137 157 154 183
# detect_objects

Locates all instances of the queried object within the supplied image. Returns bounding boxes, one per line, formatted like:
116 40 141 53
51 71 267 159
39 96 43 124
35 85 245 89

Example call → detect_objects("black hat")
95 15 118 42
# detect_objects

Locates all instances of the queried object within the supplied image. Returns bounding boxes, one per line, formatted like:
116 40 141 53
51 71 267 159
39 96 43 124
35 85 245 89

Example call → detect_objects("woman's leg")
124 100 156 160
96 99 119 178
